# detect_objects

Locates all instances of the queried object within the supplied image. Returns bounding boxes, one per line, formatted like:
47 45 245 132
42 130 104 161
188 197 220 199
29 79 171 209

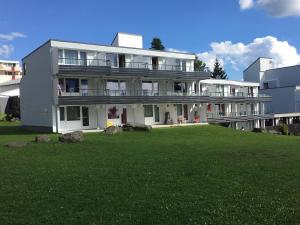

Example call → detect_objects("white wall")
112 33 143 49
21 42 55 130
243 58 273 83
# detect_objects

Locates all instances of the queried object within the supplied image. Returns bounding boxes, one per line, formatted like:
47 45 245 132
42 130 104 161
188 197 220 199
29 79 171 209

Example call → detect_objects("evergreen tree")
211 58 228 79
150 38 165 50
194 56 207 71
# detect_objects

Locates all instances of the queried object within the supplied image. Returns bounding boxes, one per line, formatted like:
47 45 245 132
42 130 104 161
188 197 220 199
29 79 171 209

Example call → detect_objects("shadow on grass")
0 125 51 136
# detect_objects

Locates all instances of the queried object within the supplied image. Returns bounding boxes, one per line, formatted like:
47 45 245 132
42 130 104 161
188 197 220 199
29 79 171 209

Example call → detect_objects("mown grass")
0 124 299 225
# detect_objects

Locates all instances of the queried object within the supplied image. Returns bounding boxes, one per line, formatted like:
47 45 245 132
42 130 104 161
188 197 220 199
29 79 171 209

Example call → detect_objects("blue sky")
1 0 300 80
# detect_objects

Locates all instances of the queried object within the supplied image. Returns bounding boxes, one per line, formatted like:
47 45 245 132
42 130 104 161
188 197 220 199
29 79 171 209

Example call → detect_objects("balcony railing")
58 58 210 73
207 111 262 119
58 88 271 98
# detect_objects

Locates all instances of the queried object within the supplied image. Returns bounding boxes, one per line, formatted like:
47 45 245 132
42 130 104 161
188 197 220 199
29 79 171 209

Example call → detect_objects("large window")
144 105 153 117
65 50 78 65
66 78 79 93
59 107 65 121
142 81 158 96
106 80 126 96
66 106 80 121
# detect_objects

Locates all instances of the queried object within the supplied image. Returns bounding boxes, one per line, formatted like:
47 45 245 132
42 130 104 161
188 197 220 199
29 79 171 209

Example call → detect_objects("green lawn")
0 124 299 225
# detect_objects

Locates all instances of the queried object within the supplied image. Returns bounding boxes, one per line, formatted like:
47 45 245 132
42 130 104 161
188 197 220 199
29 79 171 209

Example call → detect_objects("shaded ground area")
0 123 299 225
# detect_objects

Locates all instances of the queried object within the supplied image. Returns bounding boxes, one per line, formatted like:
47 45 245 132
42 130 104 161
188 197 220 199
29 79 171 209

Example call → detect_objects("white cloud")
0 44 14 58
0 32 26 41
0 32 26 58
167 48 189 53
197 36 300 71
240 0 300 17
239 0 254 10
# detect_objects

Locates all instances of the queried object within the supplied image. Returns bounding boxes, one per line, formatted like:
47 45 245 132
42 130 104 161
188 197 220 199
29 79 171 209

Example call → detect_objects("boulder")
5 141 27 148
104 126 123 135
59 131 84 143
35 135 51 143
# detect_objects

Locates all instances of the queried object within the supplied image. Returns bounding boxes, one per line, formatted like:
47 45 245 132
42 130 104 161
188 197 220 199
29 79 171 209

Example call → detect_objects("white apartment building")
0 60 22 83
21 33 271 132
244 57 300 125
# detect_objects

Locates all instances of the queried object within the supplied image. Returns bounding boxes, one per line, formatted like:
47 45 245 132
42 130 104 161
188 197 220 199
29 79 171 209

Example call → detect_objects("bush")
277 124 289 135
0 113 6 121
4 96 20 120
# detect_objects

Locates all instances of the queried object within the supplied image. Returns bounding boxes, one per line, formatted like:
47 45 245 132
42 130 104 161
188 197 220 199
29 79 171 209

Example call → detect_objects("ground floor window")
144 105 153 117
66 106 80 121
59 107 65 121
176 104 183 116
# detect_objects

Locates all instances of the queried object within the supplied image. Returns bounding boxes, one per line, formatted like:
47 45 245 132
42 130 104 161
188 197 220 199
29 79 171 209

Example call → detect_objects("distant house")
20 32 271 132
0 60 22 84
244 57 300 126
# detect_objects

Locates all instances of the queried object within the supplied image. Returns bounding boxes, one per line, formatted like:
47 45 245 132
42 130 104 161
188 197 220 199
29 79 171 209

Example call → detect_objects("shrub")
4 96 20 120
276 124 289 135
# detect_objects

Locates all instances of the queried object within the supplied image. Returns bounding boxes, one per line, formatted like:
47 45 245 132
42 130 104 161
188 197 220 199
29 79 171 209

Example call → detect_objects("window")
65 50 78 65
58 49 63 64
176 104 183 116
174 82 187 93
106 80 126 96
142 81 158 96
79 52 87 66
22 63 26 75
108 106 119 119
144 105 153 117
66 106 80 121
66 78 79 92
106 53 118 67
263 82 269 89
59 107 65 121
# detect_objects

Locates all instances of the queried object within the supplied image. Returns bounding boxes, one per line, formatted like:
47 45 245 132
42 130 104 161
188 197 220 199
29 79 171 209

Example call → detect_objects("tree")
150 38 165 50
194 56 207 71
211 58 228 79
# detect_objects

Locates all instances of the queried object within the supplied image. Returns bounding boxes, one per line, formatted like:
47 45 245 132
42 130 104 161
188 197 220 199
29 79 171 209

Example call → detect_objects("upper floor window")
263 82 269 89
65 50 78 65
22 63 26 75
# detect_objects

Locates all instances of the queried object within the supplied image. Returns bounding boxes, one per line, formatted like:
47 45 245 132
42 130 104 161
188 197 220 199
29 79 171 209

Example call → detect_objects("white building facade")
244 57 300 125
21 33 271 132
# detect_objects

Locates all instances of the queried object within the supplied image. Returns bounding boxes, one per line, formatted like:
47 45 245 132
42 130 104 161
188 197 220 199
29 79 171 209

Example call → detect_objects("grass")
0 124 299 225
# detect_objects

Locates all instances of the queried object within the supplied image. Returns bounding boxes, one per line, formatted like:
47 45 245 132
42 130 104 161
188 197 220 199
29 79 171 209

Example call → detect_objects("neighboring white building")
0 60 22 83
244 57 300 125
21 32 271 132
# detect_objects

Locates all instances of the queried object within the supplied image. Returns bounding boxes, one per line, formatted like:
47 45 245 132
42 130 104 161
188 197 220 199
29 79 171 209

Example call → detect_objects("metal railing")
58 58 210 72
207 111 262 119
58 88 271 98
204 91 270 98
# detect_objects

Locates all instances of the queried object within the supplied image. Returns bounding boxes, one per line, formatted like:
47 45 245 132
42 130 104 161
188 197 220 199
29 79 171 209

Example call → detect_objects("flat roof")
0 60 20 64
23 38 196 60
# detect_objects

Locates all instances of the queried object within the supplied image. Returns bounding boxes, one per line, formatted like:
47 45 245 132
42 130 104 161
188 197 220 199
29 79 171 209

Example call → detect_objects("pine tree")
211 58 228 79
150 38 165 50
194 56 207 71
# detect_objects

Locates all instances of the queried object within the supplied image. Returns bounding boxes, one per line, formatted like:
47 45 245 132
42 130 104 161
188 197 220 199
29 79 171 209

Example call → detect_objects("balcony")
57 58 211 80
207 111 274 123
57 89 272 105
